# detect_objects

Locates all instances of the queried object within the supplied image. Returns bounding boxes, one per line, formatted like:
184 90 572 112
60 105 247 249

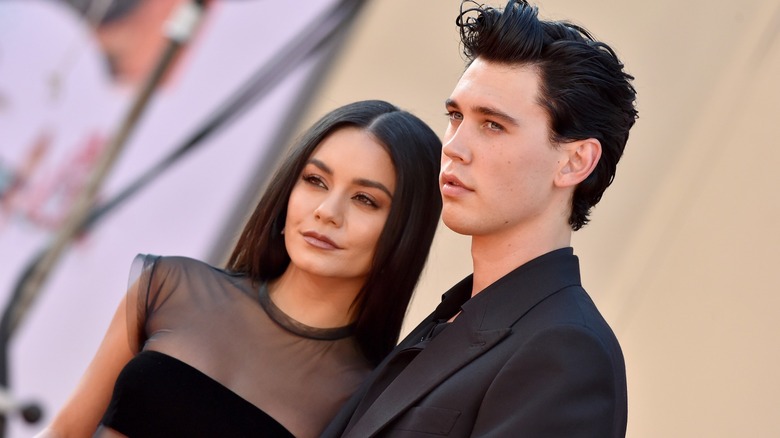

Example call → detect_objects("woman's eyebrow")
307 158 393 199
354 178 393 199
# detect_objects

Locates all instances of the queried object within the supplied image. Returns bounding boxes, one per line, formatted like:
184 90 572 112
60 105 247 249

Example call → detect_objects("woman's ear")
555 138 601 188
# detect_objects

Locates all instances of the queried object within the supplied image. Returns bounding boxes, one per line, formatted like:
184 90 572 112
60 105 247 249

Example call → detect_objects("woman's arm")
36 295 135 438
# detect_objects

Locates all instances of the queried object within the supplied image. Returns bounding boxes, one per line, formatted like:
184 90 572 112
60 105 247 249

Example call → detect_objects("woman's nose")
313 195 344 226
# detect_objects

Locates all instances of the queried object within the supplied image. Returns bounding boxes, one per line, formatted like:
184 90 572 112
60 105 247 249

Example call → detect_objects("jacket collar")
459 247 581 329
344 247 582 437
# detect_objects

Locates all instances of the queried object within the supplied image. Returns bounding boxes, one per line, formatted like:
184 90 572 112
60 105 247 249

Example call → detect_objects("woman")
38 100 442 437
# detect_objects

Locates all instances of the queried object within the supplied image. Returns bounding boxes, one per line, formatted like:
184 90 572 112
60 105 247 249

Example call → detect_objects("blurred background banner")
0 0 363 435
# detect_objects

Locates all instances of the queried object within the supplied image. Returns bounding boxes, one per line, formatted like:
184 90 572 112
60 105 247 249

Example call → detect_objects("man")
323 0 638 436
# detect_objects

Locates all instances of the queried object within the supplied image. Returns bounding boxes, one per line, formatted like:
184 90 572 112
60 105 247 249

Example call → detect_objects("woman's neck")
266 267 363 328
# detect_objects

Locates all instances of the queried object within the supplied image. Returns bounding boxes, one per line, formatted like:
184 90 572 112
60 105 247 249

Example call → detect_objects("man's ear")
555 138 601 188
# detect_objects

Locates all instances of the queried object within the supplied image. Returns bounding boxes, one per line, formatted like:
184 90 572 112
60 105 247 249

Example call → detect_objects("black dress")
97 255 371 438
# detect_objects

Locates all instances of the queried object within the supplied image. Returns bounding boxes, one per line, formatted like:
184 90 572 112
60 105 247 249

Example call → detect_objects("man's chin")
441 213 478 236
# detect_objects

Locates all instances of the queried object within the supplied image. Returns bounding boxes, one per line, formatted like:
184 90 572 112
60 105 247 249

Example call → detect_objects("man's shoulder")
510 285 623 355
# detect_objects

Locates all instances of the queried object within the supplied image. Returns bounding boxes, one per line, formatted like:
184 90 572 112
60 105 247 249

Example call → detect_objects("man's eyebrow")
307 158 393 199
445 98 520 127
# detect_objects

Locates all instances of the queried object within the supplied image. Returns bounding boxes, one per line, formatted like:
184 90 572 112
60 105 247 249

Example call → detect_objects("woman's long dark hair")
226 100 442 365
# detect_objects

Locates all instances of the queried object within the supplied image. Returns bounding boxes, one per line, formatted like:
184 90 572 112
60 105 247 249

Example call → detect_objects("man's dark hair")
458 0 638 230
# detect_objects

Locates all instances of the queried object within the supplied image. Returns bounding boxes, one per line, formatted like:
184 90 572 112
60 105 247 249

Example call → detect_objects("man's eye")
446 111 463 121
487 121 503 131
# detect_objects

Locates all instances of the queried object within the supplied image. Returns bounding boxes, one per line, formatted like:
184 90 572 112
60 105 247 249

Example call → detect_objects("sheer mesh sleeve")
124 254 160 353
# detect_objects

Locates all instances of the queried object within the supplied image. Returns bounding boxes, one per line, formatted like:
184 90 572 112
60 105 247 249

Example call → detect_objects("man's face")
440 58 568 238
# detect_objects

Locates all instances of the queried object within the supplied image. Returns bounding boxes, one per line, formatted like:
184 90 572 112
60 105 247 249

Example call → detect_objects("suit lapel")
344 249 582 437
345 316 510 437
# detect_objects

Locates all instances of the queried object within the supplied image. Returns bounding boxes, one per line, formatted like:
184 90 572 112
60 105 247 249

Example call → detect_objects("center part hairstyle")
226 100 442 365
458 0 639 230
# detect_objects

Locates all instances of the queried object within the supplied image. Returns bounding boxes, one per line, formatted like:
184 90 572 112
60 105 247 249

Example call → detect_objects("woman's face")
284 127 396 285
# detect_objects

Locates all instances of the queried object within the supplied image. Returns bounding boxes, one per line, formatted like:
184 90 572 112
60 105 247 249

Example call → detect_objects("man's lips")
302 231 341 249
440 173 473 195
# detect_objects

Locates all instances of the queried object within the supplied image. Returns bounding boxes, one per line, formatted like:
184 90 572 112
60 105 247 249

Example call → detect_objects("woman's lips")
302 231 341 249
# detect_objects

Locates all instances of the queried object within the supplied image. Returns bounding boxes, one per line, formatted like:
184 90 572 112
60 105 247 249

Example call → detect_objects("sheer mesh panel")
102 254 372 438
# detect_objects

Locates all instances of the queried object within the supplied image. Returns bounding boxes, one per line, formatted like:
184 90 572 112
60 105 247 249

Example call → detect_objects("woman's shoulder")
133 254 224 279
133 254 253 312
130 254 245 299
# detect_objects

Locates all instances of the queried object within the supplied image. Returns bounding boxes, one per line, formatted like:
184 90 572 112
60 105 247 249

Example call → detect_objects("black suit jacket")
322 248 627 437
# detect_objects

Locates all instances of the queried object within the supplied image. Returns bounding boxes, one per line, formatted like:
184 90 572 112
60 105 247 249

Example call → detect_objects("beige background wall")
300 1 780 437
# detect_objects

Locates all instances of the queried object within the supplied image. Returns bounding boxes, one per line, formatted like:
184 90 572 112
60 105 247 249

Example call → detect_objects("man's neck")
469 224 572 296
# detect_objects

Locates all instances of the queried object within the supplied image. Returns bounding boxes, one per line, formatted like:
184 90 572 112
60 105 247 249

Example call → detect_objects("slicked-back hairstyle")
458 0 638 229
226 100 442 365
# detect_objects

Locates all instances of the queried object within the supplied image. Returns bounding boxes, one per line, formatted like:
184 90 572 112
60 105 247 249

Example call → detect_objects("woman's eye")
354 194 378 208
303 174 326 188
